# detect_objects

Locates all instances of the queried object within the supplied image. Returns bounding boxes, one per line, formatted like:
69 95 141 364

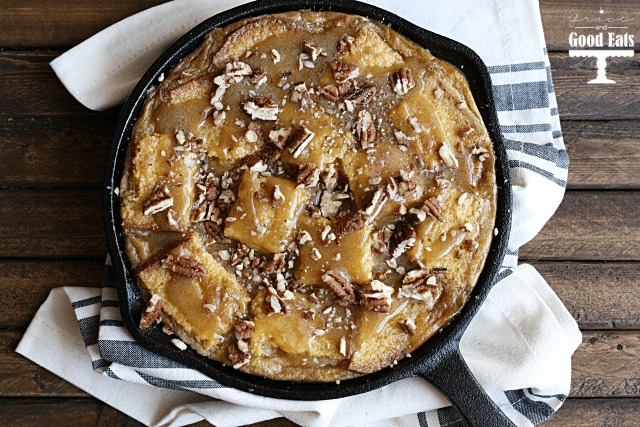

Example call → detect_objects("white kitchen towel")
18 0 581 426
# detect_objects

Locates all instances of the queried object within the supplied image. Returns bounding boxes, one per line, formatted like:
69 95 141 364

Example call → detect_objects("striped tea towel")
18 0 581 426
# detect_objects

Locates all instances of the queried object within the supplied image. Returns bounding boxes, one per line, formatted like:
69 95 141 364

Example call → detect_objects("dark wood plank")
551 53 640 121
532 261 640 330
0 116 113 187
546 398 640 426
520 191 640 262
0 260 104 329
571 331 640 398
563 121 640 190
541 0 640 52
0 0 168 49
0 330 85 397
0 189 104 258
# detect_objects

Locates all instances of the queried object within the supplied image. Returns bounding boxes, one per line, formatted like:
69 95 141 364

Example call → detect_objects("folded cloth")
18 0 581 426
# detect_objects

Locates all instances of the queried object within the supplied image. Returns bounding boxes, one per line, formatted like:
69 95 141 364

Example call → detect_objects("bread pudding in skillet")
120 10 496 382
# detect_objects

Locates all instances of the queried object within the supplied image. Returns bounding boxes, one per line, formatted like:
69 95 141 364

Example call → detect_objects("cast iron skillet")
104 1 514 425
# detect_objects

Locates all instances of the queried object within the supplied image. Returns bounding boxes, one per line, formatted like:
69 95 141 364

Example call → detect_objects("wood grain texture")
0 190 104 258
533 261 640 330
572 331 640 398
546 398 640 426
563 121 640 190
540 0 640 52
551 53 640 121
520 191 640 262
0 260 104 328
0 0 168 48
0 116 113 187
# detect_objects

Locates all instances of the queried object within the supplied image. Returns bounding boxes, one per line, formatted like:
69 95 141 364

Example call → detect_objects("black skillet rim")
103 0 512 401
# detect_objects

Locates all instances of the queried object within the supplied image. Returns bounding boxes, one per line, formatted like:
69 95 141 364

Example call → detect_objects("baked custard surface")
120 11 497 381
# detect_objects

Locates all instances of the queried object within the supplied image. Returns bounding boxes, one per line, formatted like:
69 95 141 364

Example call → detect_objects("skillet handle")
417 339 516 427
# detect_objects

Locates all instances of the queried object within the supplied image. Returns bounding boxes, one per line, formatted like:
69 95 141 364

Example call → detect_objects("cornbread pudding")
120 11 497 381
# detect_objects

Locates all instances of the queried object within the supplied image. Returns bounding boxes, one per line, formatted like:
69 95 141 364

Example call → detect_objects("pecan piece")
249 67 267 86
423 197 444 222
263 252 287 274
269 127 292 149
390 222 417 258
399 318 417 335
439 142 459 168
143 185 173 216
242 97 279 121
226 60 252 80
354 110 377 149
302 40 323 61
333 61 360 84
234 319 255 340
333 212 364 240
228 343 250 369
318 85 339 102
346 84 377 105
139 294 163 329
230 243 250 266
337 35 354 53
286 125 315 158
357 280 394 313
296 162 320 188
391 67 416 95
266 286 288 314
162 255 207 278
203 221 223 242
398 268 442 307
361 187 388 225
322 270 356 303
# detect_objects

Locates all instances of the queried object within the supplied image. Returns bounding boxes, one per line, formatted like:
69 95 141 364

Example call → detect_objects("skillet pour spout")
103 0 514 425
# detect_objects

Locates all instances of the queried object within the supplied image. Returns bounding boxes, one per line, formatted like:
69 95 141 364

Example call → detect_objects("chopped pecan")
333 61 360 84
230 243 250 266
302 40 323 61
354 110 377 149
338 79 359 96
391 67 416 95
242 97 279 121
269 127 292 149
143 185 173 216
272 184 285 208
263 252 287 274
399 318 417 335
301 310 315 320
296 162 320 188
249 67 267 85
318 85 339 102
361 187 388 225
286 125 315 158
291 82 312 109
139 294 163 329
357 280 394 313
390 222 416 258
228 343 250 369
337 35 354 53
234 319 255 340
371 230 387 254
334 212 364 240
346 84 377 105
226 60 252 80
398 268 442 307
203 221 223 242
275 71 292 88
423 197 444 222
322 270 356 303
266 286 288 314
162 255 207 278
439 142 459 168
320 191 349 218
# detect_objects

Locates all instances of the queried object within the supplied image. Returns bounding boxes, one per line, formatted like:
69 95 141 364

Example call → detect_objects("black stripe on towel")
505 389 556 425
137 371 224 390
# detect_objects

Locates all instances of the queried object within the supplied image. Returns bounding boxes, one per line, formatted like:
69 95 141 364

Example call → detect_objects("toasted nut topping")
320 191 349 218
303 40 323 61
171 338 188 351
357 280 394 313
354 110 377 149
337 35 354 53
333 61 360 84
286 125 315 158
269 127 292 149
228 342 250 369
297 162 320 188
266 286 288 314
322 270 356 303
162 255 207 278
272 184 285 208
226 60 253 79
439 142 459 168
139 294 163 329
298 230 313 245
399 318 417 335
390 222 417 258
203 221 223 242
318 85 339 103
399 268 443 308
333 212 364 240
249 67 267 86
361 187 388 225
423 197 444 222
242 97 279 121
234 319 255 340
339 336 348 356
345 84 377 105
143 185 174 216
391 67 416 95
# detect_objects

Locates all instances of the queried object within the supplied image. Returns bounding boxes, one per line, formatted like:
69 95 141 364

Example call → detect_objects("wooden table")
1 1 638 425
